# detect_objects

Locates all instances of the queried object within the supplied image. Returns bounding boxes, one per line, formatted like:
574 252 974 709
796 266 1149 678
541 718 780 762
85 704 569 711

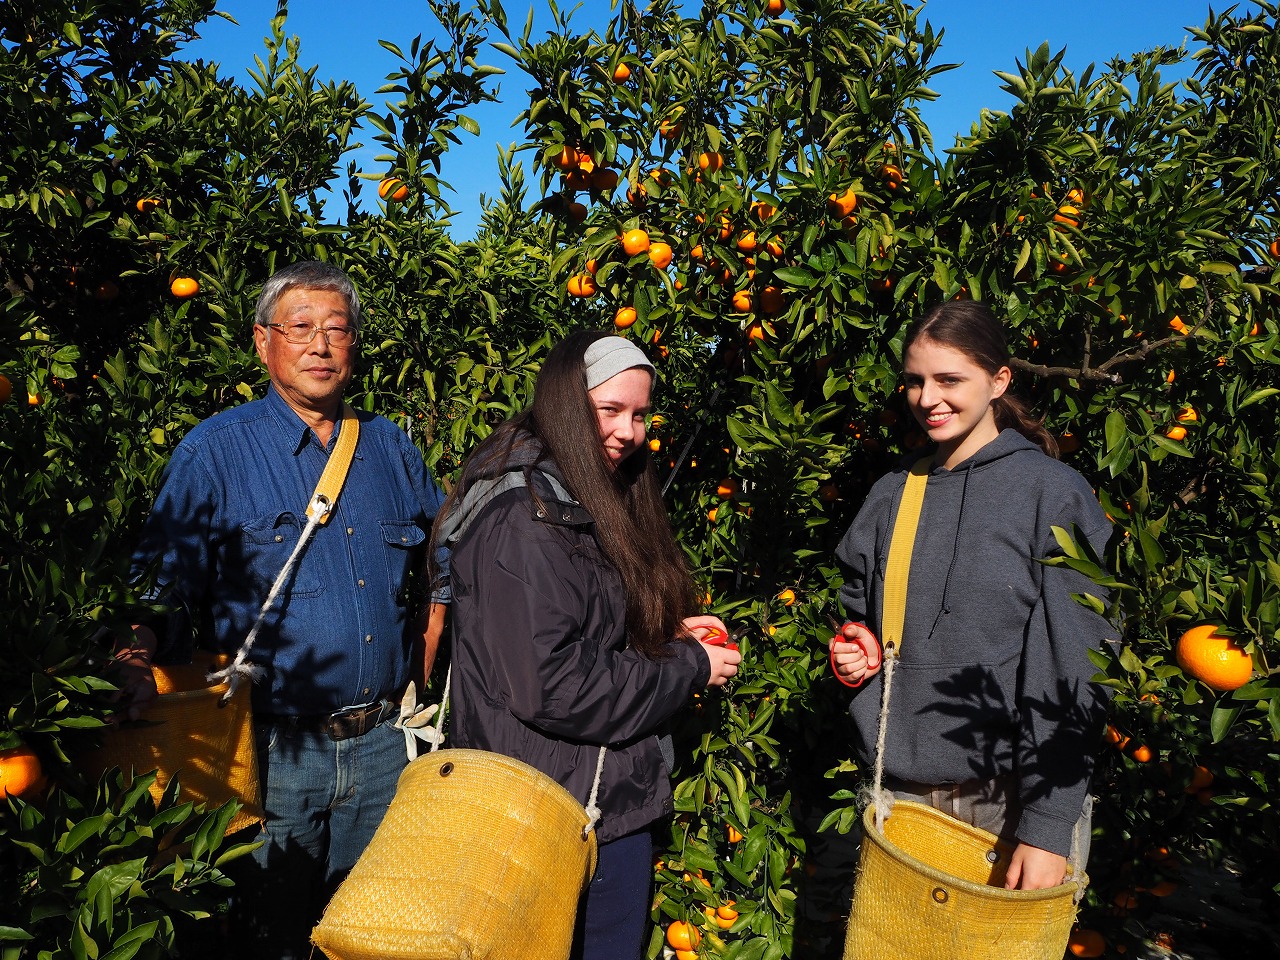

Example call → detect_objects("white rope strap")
208 407 359 701
209 495 328 702
582 745 607 839
868 456 931 834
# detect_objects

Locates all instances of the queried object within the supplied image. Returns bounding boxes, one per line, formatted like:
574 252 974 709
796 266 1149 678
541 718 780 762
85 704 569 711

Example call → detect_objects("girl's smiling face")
589 367 653 468
903 336 1010 469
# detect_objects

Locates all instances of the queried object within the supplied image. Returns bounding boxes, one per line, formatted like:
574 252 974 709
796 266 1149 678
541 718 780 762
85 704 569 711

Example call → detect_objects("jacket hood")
922 427 1044 475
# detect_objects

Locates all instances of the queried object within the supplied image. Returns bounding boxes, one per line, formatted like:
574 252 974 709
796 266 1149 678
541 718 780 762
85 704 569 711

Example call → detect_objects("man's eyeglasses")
265 321 358 348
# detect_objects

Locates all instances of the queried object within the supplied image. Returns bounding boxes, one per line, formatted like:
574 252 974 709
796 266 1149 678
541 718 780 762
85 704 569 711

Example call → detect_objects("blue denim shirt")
133 387 446 715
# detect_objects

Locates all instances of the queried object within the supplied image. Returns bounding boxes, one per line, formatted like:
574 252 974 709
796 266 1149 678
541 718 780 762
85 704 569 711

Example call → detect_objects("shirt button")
347 527 354 535
358 579 365 587
275 535 283 543
365 634 372 644
363 687 370 696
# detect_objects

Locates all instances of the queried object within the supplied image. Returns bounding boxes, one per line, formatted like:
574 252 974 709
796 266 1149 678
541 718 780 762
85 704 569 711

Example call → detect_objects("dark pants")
570 828 654 960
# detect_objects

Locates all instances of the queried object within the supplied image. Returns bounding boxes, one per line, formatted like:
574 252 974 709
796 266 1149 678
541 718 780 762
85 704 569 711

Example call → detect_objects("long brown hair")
435 330 697 657
903 301 1058 457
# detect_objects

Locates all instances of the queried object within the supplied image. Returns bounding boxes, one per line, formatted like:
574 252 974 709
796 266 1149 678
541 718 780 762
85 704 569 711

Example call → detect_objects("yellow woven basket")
313 748 599 960
80 652 262 834
843 801 1079 960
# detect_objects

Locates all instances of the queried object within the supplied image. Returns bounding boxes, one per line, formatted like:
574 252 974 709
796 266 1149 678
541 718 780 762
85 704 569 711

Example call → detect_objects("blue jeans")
570 828 654 960
236 714 406 959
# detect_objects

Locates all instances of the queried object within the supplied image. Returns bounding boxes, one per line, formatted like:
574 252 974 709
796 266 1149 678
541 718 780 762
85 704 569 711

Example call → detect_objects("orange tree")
3 0 1280 957
491 0 1280 956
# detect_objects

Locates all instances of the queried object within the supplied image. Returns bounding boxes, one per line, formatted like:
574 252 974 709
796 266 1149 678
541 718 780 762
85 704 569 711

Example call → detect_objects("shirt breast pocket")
381 519 426 602
240 512 324 598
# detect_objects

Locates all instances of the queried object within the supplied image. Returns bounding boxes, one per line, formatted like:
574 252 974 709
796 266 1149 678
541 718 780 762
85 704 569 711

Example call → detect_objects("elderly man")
121 261 446 957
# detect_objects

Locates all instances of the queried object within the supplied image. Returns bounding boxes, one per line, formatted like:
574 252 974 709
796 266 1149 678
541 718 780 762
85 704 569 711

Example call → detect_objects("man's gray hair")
254 261 362 330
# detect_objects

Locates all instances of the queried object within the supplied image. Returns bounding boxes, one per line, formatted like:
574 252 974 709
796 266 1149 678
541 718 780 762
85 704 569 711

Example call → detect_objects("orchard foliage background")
2 0 1279 957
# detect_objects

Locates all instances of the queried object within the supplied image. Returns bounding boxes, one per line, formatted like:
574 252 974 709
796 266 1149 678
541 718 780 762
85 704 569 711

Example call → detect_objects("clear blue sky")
183 0 1228 238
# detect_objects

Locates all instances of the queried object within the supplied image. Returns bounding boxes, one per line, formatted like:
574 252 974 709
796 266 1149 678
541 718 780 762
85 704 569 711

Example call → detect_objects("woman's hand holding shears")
684 615 741 687
828 619 883 688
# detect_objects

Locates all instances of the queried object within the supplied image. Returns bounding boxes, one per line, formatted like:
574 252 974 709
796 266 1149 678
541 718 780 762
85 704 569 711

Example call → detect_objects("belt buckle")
325 700 387 742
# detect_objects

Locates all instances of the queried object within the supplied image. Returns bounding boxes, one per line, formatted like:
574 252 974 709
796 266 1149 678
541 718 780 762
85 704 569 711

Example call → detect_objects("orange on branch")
1176 624 1252 691
170 276 199 299
614 306 637 330
567 274 597 297
666 920 700 952
378 177 409 201
621 229 650 256
648 241 673 270
0 746 46 800
611 61 631 83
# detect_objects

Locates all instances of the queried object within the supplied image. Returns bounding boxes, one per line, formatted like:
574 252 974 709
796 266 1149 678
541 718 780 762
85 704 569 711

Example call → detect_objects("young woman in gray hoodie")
830 300 1114 890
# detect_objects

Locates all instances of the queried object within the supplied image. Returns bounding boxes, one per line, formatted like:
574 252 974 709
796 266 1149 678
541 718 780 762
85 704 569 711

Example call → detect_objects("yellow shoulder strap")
306 404 360 525
879 455 933 658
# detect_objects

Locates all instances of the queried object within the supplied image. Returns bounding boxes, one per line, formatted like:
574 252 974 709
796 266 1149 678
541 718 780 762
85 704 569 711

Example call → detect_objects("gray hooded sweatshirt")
837 429 1114 856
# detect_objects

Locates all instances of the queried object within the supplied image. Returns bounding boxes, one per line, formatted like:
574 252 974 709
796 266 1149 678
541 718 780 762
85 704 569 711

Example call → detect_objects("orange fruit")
666 920 700 951
0 746 46 800
648 438 661 452
778 588 796 606
1176 405 1198 423
1166 369 1176 383
1053 204 1081 228
759 286 785 315
94 279 119 301
1269 238 1280 258
698 151 724 173
881 163 904 188
648 241 673 270
1148 880 1178 896
1176 624 1252 691
690 244 705 262
765 238 784 257
1165 425 1187 442
827 187 858 217
1065 187 1087 207
621 229 650 256
1186 765 1214 792
585 258 598 275
766 0 786 13
1103 724 1130 750
751 201 777 219
1130 744 1153 763
612 61 631 83
566 274 597 297
0 374 11 404
819 483 839 502
736 230 758 253
1112 890 1139 911
1169 315 1187 333
659 119 682 140
727 823 743 843
170 276 199 299
614 306 637 330
27 392 41 406
591 168 619 192
378 177 409 201
675 951 697 960
564 168 590 192
135 197 161 214
717 477 739 499
746 321 765 341
626 182 647 206
1058 432 1080 454
566 201 588 224
731 290 753 312
551 145 581 171
1068 927 1106 958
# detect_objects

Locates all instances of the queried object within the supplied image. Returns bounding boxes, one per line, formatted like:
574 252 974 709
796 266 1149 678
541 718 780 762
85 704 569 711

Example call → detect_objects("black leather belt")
263 699 398 742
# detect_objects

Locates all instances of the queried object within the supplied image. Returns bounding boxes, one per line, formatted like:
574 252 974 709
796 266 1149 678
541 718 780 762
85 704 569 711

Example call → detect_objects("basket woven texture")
80 652 262 834
313 748 599 960
843 801 1078 960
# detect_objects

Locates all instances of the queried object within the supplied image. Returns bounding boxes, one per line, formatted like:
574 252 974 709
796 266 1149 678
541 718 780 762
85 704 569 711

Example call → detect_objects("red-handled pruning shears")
826 612 881 689
701 625 741 652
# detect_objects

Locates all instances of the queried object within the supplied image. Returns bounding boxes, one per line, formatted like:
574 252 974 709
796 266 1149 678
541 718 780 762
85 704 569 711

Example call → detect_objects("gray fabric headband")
583 336 655 390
